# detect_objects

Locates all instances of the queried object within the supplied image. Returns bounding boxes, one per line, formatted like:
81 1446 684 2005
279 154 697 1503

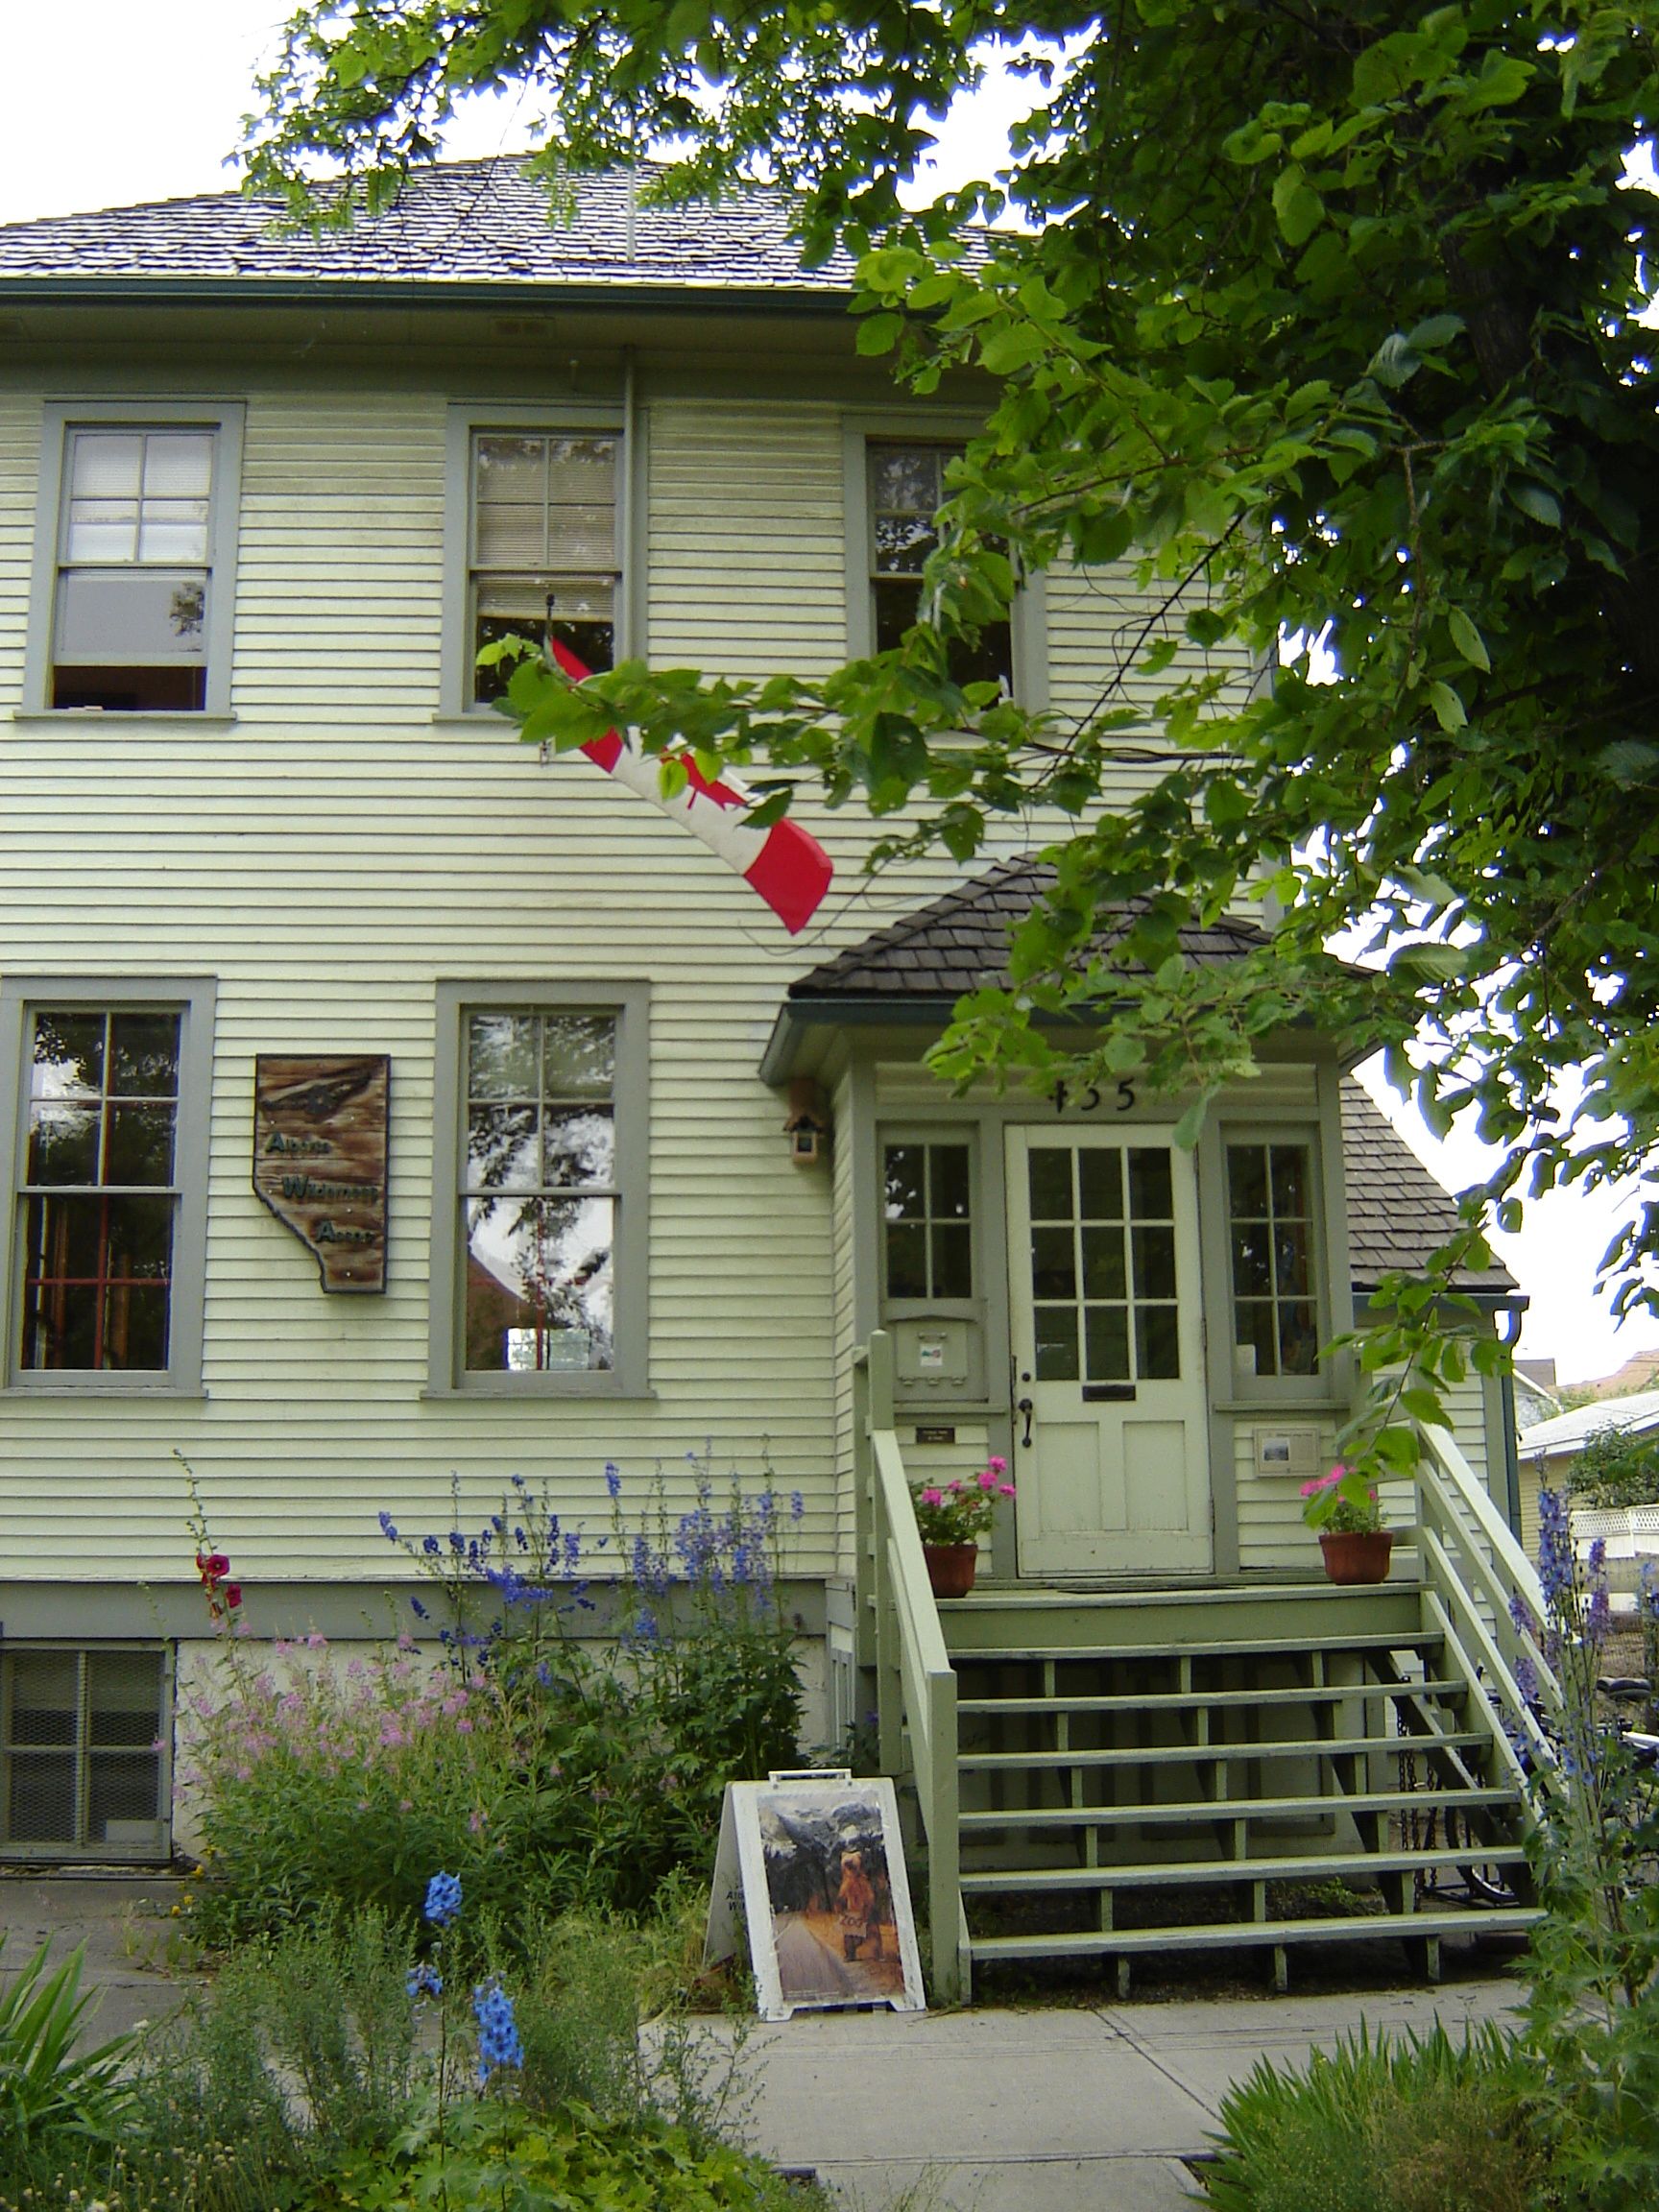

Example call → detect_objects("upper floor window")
469 432 620 704
2 979 214 1392
28 407 244 716
1227 1140 1320 1380
867 442 1012 690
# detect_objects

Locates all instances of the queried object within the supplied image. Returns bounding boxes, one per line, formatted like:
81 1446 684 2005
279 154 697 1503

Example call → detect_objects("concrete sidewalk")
2 1874 1527 2211
730 1973 1527 2210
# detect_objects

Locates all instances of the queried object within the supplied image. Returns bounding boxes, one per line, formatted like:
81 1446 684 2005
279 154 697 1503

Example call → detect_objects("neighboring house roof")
1519 1389 1659 1463
777 856 1515 1296
1578 1349 1659 1402
789 855 1271 998
0 158 858 299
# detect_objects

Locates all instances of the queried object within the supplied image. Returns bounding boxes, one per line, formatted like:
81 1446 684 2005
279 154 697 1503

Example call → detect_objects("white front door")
1006 1127 1212 1576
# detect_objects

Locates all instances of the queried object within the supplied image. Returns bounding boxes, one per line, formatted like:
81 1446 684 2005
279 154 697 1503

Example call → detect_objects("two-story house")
0 159 1542 1993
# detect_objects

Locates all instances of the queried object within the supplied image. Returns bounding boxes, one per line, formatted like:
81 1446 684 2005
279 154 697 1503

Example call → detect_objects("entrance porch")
852 1333 1545 2005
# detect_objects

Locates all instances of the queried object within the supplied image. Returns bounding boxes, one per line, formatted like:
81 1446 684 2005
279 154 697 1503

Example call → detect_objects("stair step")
960 1730 1487 1774
957 1678 1467 1718
968 1907 1540 1962
960 1844 1530 1895
948 1631 1442 1667
958 1785 1519 1835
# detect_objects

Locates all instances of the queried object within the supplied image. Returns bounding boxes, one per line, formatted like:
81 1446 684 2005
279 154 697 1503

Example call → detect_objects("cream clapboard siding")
1233 1374 1499 1571
0 373 1270 1599
0 378 1159 1595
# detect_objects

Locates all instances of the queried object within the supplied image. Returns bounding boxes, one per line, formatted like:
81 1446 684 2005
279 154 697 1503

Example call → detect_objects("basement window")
0 1647 169 1857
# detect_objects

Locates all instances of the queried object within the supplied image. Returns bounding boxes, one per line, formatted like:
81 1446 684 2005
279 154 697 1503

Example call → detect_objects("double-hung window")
28 404 243 715
430 984 648 1395
864 441 1014 690
2 979 213 1391
460 425 623 707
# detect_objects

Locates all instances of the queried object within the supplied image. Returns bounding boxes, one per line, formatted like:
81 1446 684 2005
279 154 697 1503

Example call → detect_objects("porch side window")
882 1141 973 1301
16 1006 181 1373
469 432 619 703
1227 1141 1319 1379
867 442 1012 689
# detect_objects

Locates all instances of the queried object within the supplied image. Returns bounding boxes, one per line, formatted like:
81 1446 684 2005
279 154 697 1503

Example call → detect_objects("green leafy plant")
184 1456 805 1950
1566 1423 1659 1511
1203 2019 1548 2212
0 1936 135 2158
1298 1461 1383 1535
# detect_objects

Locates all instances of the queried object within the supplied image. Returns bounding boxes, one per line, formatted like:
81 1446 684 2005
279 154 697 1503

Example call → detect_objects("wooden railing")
1414 1422 1558 1787
853 1331 967 2003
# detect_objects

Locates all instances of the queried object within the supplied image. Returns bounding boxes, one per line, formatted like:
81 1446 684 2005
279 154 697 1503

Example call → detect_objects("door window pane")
1024 1142 1183 1384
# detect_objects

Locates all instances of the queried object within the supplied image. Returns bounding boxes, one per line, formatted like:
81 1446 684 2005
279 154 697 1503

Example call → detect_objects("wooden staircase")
938 1582 1537 1994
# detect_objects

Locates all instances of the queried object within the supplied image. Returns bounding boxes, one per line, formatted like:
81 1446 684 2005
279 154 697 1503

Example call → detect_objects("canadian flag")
550 639 833 935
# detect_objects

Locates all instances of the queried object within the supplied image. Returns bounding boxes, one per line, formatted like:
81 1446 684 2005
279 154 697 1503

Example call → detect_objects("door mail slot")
1081 1382 1136 1403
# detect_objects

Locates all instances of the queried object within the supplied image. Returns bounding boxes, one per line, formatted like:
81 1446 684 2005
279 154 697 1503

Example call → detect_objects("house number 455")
1051 1078 1136 1115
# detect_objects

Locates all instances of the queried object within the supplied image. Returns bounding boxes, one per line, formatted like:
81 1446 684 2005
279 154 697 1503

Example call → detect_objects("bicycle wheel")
1443 1804 1520 1909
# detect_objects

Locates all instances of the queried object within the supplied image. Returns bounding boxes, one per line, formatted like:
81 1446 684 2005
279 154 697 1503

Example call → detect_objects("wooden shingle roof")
0 158 858 295
790 856 1269 998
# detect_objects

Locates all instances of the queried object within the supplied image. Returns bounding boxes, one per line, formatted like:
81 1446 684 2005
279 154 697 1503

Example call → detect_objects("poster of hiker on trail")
705 1773 925 2019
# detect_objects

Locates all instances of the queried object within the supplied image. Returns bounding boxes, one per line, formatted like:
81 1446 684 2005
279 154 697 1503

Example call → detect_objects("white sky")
4 1 1655 1388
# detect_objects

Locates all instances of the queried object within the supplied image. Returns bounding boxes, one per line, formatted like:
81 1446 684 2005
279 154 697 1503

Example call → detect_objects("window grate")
1 1647 169 1857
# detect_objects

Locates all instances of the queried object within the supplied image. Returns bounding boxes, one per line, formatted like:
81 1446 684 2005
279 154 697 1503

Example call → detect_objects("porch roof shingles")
0 159 859 294
789 856 1268 999
786 857 1516 1297
1340 1079 1515 1294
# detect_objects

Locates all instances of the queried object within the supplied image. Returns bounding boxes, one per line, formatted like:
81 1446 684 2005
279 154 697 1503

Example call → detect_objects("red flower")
223 1583 242 1609
197 1551 230 1580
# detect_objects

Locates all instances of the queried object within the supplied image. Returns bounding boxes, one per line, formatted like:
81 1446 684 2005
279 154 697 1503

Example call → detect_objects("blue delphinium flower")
790 1491 805 1524
410 1597 428 1620
1537 1487 1574 1611
473 1978 524 2083
422 1533 441 1556
378 1510 398 1541
605 1461 622 1500
424 1870 463 1926
406 1961 444 2000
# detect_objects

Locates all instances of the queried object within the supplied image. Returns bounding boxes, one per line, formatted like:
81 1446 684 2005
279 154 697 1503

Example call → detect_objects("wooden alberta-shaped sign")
252 1055 389 1292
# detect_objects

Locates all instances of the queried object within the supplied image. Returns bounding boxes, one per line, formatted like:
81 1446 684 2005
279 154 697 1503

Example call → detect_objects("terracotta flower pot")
923 1542 979 1599
1318 1528 1394 1585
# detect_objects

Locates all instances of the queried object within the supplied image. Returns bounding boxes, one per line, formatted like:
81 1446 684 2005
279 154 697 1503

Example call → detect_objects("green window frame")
881 1136 975 1307
427 982 650 1396
1225 1136 1324 1384
0 977 214 1395
22 402 244 719
842 420 1047 709
439 406 633 718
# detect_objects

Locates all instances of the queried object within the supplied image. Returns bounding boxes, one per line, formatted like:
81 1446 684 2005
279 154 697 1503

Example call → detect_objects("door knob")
1017 1397 1034 1448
